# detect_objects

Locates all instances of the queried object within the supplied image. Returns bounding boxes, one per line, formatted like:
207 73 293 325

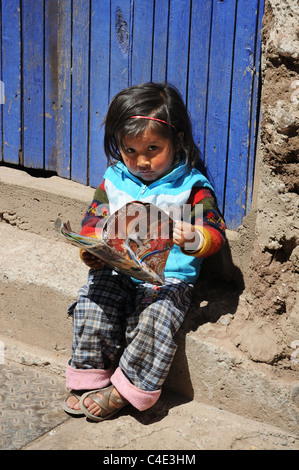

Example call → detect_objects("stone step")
1 166 298 438
1 344 299 450
1 222 299 437
23 389 299 451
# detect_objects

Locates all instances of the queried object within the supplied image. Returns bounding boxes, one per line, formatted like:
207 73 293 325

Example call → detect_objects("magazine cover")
61 201 174 285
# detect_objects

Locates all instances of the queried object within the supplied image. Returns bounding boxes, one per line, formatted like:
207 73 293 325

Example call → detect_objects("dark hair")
103 82 200 169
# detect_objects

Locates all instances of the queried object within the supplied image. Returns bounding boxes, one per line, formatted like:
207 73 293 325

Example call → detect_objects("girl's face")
119 129 176 183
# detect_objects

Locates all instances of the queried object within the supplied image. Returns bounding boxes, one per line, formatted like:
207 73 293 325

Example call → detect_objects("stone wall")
238 0 298 370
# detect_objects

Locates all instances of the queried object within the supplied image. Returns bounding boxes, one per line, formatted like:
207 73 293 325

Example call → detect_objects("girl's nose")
137 155 150 167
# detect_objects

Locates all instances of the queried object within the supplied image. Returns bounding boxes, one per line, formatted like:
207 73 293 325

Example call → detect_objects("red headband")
129 115 177 131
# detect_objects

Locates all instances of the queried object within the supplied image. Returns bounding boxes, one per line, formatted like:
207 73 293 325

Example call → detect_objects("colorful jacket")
80 160 226 284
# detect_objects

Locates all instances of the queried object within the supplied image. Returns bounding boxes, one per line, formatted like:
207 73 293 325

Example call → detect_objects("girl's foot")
65 394 80 410
63 390 86 416
80 385 129 421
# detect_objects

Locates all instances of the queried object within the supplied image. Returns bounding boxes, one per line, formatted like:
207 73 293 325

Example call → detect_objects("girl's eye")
148 145 158 151
125 148 135 154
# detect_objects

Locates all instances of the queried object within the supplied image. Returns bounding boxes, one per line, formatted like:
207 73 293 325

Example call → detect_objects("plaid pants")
68 267 193 392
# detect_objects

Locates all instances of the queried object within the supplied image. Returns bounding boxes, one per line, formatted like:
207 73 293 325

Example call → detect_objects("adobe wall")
227 0 299 372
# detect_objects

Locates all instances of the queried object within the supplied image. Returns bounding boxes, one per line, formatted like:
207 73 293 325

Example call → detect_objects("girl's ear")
176 131 184 151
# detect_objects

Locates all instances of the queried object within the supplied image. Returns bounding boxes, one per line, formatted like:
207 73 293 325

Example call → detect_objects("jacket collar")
115 159 189 187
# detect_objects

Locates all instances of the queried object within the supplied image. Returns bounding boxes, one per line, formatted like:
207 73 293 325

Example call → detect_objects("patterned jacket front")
80 160 226 284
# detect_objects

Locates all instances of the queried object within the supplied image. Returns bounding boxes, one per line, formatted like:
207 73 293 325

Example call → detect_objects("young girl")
64 82 226 421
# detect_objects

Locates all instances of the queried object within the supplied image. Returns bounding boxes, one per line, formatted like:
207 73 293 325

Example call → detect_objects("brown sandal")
79 385 128 422
63 390 86 416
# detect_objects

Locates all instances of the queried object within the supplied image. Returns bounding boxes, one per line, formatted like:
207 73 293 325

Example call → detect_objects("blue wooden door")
0 0 264 229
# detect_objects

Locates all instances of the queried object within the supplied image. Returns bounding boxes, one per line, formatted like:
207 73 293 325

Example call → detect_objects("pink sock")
66 361 113 390
111 367 161 411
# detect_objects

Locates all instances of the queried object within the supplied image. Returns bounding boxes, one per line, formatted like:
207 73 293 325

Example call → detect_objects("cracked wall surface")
234 0 299 370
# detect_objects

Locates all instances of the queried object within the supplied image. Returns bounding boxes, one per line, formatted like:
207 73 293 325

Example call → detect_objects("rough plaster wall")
239 0 298 368
258 0 298 245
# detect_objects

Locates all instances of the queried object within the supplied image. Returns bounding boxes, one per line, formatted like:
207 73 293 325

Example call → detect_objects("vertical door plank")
131 0 154 85
187 0 213 168
71 0 90 184
89 0 111 188
57 0 72 179
0 2 2 161
246 0 264 215
2 0 21 164
167 0 191 102
22 0 44 169
224 0 259 229
45 0 71 178
110 0 131 99
204 0 237 212
151 0 169 83
45 0 58 173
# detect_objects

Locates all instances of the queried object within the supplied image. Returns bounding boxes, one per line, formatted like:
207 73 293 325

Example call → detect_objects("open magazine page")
60 202 174 285
60 221 134 265
102 201 174 283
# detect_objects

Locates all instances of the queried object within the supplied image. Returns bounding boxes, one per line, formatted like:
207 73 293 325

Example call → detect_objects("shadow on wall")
118 240 245 425
165 239 244 401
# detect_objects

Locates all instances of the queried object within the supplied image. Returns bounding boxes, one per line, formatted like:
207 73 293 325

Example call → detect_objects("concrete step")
1 166 298 442
1 345 299 451
1 222 299 440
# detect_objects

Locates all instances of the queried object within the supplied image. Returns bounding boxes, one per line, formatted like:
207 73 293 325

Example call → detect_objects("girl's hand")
173 221 203 252
80 250 105 269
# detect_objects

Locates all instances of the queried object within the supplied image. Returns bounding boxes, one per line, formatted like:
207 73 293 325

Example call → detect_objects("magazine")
61 201 174 285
